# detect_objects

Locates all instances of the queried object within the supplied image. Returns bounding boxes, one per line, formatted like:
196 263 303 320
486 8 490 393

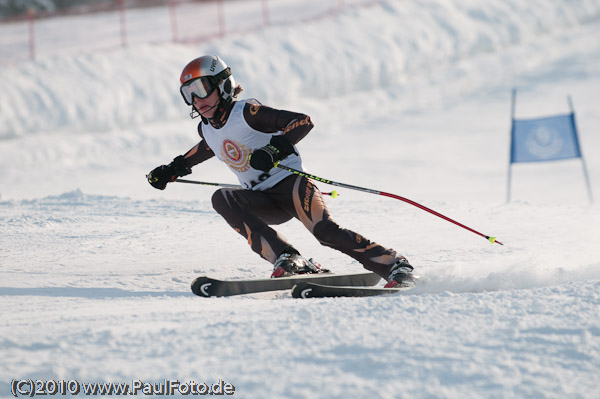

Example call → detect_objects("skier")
147 55 414 288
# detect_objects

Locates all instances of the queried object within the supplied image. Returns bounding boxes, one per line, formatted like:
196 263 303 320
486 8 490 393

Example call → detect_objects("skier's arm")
243 102 314 144
147 127 215 190
245 102 313 172
182 139 215 167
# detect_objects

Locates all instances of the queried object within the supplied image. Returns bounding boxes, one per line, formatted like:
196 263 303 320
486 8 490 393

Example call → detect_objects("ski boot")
271 251 330 278
383 257 415 288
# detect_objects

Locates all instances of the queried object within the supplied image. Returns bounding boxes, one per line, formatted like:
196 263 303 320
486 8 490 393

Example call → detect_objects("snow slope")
1 0 600 398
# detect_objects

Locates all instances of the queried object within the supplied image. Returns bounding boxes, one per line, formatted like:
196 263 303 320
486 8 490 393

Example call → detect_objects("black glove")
147 155 192 190
249 135 297 172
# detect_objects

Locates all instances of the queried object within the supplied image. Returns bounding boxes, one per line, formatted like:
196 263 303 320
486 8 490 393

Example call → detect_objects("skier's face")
193 89 220 119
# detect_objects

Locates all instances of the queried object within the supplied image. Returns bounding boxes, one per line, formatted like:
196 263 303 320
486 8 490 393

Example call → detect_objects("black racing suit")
183 101 401 279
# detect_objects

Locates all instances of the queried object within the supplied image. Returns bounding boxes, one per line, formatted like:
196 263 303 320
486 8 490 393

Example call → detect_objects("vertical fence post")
169 0 178 43
119 0 127 47
27 8 35 60
218 0 226 37
261 0 270 27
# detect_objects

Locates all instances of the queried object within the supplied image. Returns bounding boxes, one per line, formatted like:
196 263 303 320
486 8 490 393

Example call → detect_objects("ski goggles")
180 68 231 105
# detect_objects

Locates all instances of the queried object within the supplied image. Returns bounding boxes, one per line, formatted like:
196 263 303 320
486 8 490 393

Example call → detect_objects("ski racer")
147 55 414 288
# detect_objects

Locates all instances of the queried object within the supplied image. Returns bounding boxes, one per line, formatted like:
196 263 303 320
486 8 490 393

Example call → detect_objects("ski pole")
275 163 503 245
175 178 241 188
175 178 339 197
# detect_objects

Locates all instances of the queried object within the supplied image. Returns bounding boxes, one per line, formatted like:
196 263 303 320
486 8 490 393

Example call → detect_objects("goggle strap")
206 67 232 87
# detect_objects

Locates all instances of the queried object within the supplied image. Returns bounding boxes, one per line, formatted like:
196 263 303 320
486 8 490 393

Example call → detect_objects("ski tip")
291 282 313 299
191 276 214 297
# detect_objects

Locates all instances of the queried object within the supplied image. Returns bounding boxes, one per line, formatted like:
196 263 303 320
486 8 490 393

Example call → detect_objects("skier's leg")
273 175 404 278
211 188 295 264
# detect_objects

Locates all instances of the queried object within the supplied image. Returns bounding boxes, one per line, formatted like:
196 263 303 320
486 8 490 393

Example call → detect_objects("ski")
191 272 381 297
291 281 414 298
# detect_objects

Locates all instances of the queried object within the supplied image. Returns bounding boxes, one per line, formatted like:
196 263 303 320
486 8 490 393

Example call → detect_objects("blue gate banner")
510 113 582 163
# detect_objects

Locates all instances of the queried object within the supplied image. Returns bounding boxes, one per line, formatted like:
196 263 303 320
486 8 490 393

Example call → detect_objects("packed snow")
1 0 600 398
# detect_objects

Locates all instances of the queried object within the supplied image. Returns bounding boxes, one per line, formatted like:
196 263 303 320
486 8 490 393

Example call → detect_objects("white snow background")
1 0 600 398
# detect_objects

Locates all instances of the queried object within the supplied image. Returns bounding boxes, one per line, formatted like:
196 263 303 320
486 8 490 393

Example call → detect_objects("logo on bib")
221 139 251 172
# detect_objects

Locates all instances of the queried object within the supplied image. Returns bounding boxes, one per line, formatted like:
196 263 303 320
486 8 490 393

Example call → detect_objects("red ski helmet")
179 55 236 106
